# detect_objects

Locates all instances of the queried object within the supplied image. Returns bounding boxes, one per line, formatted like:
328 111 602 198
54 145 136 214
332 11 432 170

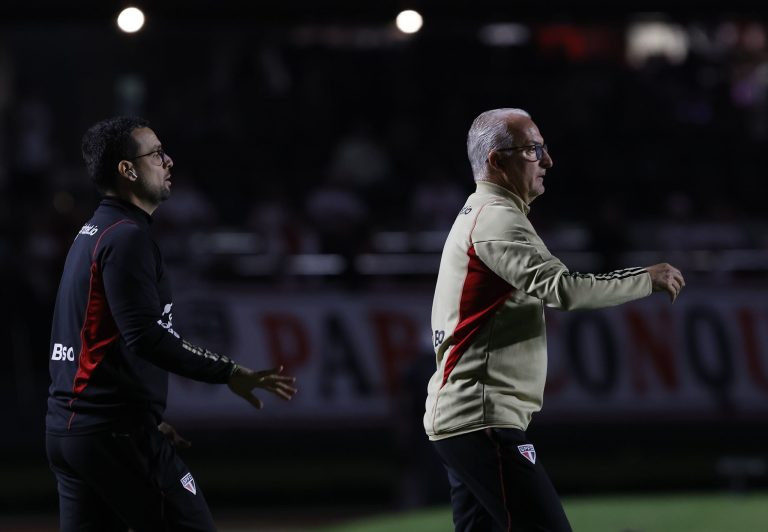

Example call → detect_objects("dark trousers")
432 428 572 532
46 421 216 532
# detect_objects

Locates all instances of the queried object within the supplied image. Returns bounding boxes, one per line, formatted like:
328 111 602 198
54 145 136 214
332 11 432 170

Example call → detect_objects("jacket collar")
100 196 153 227
475 181 530 215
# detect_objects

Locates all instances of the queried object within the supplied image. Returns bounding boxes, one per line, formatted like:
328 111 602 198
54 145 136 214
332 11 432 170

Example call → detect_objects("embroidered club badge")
517 444 536 464
180 472 197 495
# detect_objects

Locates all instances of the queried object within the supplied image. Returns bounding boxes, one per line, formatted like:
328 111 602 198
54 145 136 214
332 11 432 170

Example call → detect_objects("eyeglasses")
132 148 171 166
497 143 549 162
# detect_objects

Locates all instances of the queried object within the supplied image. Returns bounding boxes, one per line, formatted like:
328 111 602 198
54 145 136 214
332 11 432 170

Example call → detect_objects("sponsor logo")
517 444 536 464
51 343 75 361
433 329 445 348
78 224 98 236
157 303 180 338
180 472 197 495
459 205 472 215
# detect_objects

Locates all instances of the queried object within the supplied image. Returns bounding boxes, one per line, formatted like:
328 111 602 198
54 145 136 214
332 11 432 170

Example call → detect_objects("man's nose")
540 150 553 169
163 154 174 168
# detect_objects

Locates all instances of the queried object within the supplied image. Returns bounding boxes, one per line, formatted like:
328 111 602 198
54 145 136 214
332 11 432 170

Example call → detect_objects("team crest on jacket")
517 444 536 464
180 472 197 495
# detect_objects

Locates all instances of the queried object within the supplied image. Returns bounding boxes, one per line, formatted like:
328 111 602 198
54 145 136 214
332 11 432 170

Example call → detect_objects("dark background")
1 0 768 527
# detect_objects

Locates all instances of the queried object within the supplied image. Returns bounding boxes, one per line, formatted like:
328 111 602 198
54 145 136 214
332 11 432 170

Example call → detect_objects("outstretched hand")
646 263 685 303
227 364 297 409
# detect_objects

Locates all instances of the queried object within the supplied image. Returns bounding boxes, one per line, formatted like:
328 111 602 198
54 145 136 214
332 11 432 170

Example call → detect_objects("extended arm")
472 204 683 309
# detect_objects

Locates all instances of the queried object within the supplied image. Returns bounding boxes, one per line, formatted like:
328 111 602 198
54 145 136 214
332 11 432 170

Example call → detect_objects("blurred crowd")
2 14 768 440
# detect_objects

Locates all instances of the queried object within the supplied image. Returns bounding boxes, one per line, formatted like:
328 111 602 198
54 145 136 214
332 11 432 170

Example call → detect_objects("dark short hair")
81 116 149 193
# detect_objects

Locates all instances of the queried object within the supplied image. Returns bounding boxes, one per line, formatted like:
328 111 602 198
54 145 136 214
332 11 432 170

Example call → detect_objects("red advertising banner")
166 288 768 424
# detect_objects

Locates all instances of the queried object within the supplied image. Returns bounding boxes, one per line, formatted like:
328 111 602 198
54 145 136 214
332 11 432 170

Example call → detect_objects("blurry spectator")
409 167 468 231
328 121 392 193
590 198 630 271
12 95 54 199
153 172 218 230
395 342 450 509
658 192 748 251
305 177 369 256
247 191 318 257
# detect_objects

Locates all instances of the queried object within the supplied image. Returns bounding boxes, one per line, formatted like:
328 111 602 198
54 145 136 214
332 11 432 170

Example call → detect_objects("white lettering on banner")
543 300 768 411
165 289 768 422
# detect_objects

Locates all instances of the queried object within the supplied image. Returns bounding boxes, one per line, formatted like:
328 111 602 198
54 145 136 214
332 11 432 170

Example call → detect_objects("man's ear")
487 150 505 173
118 161 138 181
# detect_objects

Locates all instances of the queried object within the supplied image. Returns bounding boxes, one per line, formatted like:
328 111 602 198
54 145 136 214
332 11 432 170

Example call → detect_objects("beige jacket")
424 181 651 440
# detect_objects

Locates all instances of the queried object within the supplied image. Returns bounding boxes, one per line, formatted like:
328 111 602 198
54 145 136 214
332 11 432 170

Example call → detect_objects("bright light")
626 21 688 67
117 7 145 34
396 10 423 34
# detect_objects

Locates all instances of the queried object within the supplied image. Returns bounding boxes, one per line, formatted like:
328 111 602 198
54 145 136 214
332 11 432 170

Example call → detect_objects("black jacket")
47 197 234 435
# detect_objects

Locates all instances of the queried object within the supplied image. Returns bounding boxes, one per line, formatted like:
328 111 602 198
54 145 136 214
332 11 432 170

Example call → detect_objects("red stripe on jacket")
441 245 513 386
68 219 132 426
72 262 120 395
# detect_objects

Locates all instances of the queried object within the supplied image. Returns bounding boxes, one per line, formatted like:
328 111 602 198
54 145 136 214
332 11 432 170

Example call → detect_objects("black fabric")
46 418 216 532
47 197 234 436
432 428 572 532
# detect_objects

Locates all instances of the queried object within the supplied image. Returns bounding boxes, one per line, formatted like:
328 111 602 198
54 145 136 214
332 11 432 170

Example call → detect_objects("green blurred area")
3 493 767 531
317 493 768 532
7 425 768 531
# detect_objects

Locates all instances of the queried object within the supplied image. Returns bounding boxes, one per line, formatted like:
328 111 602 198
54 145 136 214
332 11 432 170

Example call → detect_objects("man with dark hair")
424 108 685 531
46 116 297 531
81 116 151 193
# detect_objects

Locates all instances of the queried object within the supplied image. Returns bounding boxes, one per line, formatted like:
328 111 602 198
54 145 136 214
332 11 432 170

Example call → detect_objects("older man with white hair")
424 108 685 531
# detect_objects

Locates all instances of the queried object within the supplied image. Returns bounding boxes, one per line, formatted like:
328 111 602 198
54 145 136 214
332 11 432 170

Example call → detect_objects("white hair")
467 108 531 180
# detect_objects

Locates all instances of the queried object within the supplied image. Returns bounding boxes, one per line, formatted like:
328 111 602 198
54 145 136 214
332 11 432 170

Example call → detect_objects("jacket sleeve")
99 226 235 383
471 202 651 310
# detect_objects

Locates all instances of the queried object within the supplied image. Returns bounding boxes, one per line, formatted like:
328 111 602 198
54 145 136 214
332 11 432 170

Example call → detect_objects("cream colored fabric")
424 181 651 440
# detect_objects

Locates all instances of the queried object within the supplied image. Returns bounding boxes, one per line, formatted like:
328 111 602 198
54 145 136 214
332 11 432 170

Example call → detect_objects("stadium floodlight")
626 20 688 67
117 7 145 34
396 10 423 34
